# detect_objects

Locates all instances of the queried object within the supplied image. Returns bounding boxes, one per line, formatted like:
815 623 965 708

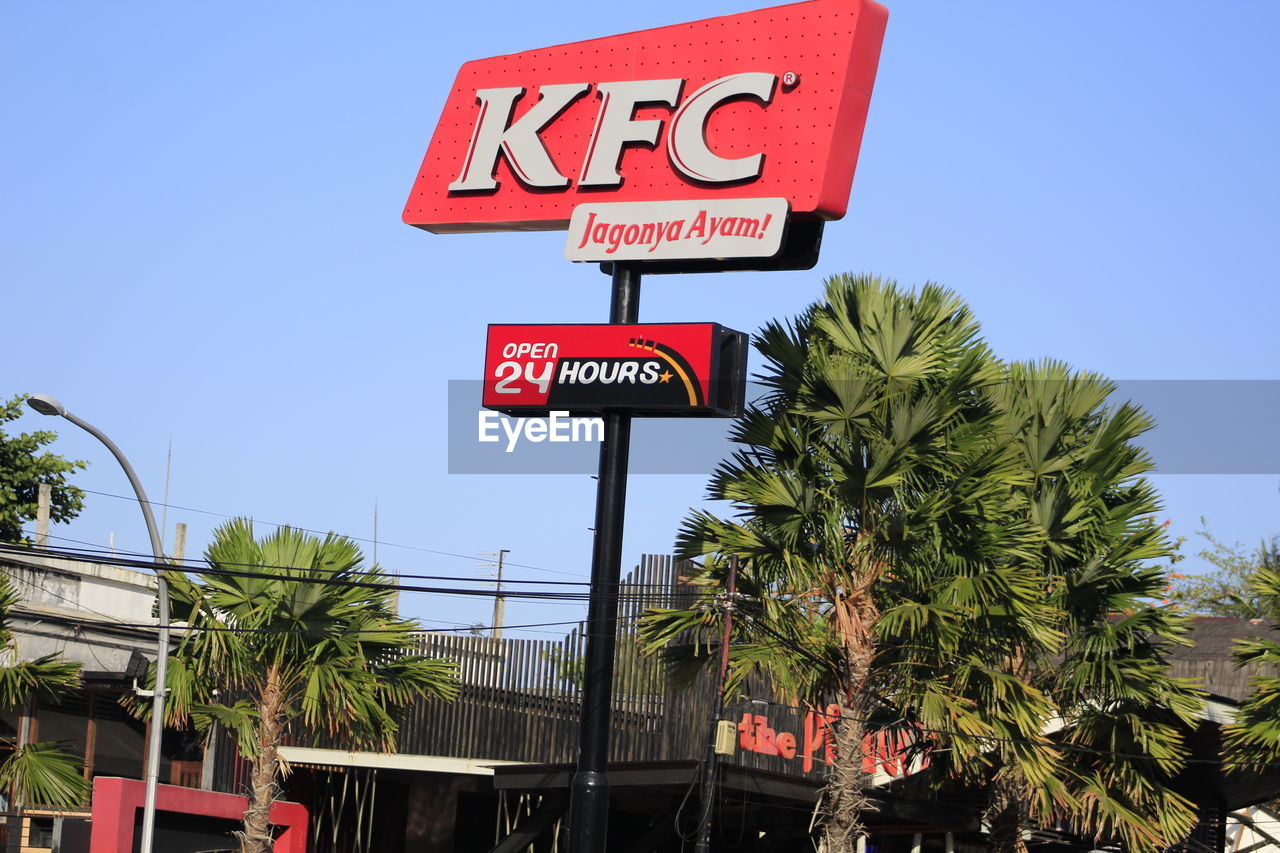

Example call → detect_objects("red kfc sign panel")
483 324 748 416
405 0 888 234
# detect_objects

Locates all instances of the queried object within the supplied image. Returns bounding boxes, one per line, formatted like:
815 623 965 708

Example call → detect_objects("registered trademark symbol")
781 71 800 90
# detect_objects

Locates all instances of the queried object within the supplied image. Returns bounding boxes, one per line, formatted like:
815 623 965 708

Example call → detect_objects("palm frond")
0 741 89 810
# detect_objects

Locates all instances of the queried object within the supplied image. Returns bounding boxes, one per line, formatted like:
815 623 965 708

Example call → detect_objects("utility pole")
35 483 51 546
489 549 509 639
694 555 738 853
476 550 511 638
173 523 187 565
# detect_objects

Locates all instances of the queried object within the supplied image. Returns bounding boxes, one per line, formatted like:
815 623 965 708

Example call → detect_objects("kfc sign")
405 0 888 234
449 73 779 192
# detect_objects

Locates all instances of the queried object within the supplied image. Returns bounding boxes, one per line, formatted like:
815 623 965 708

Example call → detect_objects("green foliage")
0 742 90 810
127 519 460 852
141 518 460 751
1168 523 1280 618
638 274 1198 852
1223 554 1280 770
0 572 89 809
993 363 1200 851
1170 530 1279 772
0 394 87 544
0 654 83 711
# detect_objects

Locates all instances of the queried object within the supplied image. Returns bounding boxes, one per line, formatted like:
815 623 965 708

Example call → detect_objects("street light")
27 394 170 853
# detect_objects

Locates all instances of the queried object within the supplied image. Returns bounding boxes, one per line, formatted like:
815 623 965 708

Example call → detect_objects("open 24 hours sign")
483 324 748 417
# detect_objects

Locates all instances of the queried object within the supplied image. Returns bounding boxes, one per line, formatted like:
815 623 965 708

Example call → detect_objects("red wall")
89 777 307 853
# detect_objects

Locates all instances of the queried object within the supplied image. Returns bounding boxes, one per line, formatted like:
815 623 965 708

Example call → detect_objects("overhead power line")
4 565 588 638
5 537 671 592
1 543 586 605
75 487 582 577
51 612 587 637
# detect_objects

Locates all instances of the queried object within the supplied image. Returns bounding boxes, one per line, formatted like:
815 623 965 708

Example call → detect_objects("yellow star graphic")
658 370 674 383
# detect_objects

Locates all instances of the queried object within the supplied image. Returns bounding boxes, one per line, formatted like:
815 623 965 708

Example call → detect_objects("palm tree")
642 274 1068 851
138 519 459 853
0 572 90 812
640 275 1199 853
979 363 1200 852
1223 538 1280 770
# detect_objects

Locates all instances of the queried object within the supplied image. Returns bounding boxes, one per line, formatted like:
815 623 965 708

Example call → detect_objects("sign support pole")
568 262 640 853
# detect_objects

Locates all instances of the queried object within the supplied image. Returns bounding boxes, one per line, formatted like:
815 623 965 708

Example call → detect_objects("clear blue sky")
4 1 1277 635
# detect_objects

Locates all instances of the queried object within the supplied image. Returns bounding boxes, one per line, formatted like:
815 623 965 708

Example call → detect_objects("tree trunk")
239 666 283 853
814 564 882 853
986 650 1031 853
819 695 872 853
985 771 1029 853
818 618 877 853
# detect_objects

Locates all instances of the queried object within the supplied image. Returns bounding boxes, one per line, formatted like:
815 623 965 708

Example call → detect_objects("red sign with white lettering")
483 323 746 416
404 0 888 234
738 707 931 778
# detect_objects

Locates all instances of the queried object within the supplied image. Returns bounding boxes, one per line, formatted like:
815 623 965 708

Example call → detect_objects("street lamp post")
27 394 170 853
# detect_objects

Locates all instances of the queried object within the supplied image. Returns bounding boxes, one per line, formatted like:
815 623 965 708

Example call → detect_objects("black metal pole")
568 263 640 853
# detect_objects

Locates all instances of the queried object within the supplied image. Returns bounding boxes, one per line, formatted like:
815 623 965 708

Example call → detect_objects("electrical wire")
8 535 674 591
416 618 586 637
4 562 130 627
3 550 595 639
38 611 588 637
75 487 584 577
13 534 588 584
0 541 595 600
16 529 137 553
3 567 588 639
